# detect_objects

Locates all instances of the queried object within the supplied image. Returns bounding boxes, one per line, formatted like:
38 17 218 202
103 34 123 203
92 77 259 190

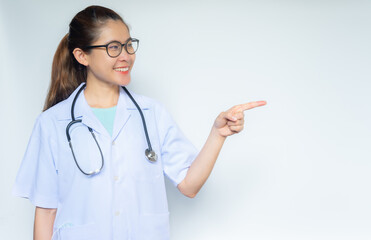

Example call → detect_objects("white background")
1 0 370 239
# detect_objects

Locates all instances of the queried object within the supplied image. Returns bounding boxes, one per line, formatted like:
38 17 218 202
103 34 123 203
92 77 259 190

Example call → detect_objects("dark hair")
43 5 128 111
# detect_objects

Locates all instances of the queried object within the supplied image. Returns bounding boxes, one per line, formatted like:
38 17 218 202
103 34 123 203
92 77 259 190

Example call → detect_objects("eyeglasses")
85 38 139 58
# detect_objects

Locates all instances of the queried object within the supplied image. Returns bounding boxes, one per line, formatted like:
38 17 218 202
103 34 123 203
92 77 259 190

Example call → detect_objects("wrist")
210 126 227 141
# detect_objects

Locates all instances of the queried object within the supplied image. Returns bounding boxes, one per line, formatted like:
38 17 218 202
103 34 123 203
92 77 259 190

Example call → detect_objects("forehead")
94 20 130 44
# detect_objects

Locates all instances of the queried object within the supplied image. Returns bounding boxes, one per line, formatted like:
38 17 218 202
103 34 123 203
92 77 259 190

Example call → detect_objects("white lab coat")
12 83 198 240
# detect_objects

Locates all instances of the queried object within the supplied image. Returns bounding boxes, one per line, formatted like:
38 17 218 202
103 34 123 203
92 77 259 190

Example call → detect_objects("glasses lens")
107 42 122 57
126 39 138 54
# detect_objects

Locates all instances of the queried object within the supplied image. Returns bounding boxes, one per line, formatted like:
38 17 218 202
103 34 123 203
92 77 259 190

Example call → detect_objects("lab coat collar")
58 82 150 140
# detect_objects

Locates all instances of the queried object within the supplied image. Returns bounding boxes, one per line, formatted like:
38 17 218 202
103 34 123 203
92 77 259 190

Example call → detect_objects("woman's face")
85 20 136 87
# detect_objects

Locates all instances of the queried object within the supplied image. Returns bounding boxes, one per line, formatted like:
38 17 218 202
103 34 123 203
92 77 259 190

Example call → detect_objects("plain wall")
1 0 370 239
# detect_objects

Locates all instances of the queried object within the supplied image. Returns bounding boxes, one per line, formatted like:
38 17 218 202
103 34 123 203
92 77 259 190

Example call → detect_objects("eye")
108 43 121 51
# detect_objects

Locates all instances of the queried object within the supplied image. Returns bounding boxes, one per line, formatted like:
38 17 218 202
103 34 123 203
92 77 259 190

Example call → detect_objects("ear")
72 48 89 67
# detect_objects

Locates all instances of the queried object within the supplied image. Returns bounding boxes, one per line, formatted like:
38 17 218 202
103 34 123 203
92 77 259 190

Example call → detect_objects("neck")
84 80 120 108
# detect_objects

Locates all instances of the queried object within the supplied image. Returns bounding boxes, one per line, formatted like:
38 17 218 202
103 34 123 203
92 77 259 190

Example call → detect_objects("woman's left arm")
177 101 267 198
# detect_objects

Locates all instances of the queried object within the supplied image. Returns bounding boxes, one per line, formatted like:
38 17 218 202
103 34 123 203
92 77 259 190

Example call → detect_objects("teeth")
114 67 129 72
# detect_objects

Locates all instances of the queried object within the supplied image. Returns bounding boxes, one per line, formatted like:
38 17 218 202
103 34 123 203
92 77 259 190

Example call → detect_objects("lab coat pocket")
132 164 163 182
130 151 163 182
137 212 170 240
57 223 99 240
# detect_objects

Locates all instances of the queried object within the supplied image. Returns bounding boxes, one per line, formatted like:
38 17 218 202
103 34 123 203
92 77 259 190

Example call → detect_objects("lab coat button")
112 141 116 146
114 176 119 181
115 211 120 216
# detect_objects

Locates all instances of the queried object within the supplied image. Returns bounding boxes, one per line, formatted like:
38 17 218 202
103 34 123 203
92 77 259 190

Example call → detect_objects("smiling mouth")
114 67 129 72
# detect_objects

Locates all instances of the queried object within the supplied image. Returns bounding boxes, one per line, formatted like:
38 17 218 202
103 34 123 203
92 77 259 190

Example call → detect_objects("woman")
13 5 266 240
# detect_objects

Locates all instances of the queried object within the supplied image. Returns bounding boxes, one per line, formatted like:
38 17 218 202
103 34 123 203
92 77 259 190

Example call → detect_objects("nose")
117 47 131 61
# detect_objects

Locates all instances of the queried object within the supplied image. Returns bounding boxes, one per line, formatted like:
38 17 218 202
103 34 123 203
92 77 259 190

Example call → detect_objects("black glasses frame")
84 38 139 58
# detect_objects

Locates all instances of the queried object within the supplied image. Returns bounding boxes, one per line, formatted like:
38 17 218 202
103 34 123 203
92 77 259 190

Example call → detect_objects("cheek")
88 53 112 68
88 60 113 77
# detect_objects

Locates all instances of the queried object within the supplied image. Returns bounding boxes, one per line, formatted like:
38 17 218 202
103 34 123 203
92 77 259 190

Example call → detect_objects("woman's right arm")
34 207 57 240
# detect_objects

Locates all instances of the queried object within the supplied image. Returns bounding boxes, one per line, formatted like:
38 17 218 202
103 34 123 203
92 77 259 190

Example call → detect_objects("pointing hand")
213 101 267 137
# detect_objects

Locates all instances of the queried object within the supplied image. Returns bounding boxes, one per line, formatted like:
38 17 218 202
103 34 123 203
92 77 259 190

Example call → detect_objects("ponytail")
43 34 85 111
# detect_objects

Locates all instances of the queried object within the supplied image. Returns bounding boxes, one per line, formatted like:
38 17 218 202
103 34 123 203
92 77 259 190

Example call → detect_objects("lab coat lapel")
111 87 132 140
66 83 147 140
73 84 108 136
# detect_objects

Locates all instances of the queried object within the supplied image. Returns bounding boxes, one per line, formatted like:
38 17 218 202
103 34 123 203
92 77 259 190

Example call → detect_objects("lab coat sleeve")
12 114 59 208
155 103 199 187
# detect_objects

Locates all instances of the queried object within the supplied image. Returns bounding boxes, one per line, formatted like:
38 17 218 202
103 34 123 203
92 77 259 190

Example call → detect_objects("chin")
119 78 131 87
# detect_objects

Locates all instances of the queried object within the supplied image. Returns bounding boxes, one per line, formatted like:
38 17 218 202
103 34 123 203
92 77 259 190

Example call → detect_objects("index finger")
239 101 267 111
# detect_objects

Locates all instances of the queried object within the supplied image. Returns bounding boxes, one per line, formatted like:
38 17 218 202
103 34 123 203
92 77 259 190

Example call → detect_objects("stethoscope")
65 83 157 176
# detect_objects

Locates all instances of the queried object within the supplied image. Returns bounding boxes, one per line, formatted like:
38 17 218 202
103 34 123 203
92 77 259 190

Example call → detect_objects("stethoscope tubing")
121 87 153 152
65 83 157 176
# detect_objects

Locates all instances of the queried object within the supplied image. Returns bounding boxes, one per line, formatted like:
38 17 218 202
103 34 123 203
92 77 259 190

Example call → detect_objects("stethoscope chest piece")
145 149 157 162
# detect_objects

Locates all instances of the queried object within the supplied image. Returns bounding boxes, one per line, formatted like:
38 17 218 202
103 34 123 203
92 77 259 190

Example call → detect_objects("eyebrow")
104 37 132 45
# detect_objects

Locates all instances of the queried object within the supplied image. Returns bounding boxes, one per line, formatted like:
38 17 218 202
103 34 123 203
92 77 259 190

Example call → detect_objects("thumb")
224 112 237 121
